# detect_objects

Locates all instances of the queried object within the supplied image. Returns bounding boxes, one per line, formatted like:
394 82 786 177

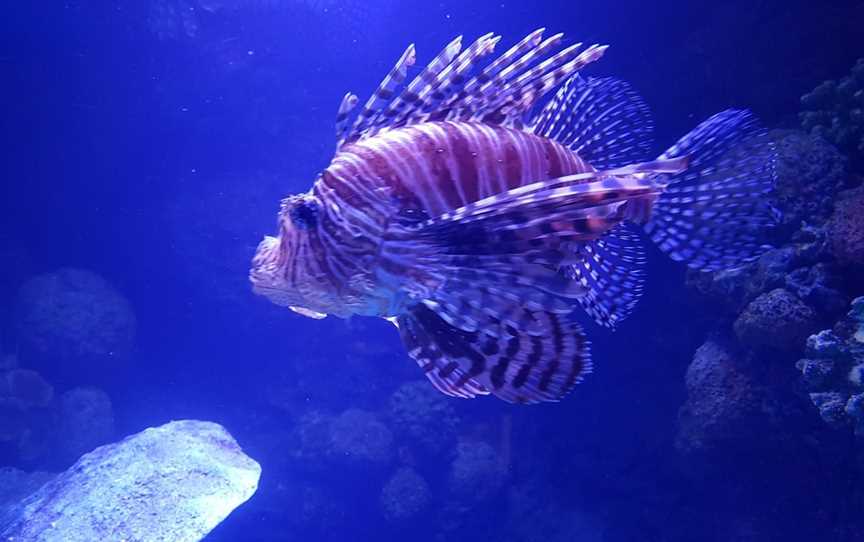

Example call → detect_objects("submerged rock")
1 420 260 542
0 467 55 510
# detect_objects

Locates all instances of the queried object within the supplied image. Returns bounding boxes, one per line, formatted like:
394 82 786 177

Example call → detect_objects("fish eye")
289 198 320 229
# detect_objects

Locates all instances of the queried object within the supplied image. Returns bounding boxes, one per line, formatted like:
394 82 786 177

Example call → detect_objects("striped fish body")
251 29 777 403
328 121 594 219
316 121 605 315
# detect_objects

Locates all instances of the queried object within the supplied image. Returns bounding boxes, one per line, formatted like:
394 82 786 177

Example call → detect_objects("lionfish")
250 29 775 404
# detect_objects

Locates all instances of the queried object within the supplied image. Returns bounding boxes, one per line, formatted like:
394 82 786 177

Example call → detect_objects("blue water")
2 1 863 541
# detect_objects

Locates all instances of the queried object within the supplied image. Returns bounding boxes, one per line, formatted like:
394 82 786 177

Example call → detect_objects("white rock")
1 420 261 542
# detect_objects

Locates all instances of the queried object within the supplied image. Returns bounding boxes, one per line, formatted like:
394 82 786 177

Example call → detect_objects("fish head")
249 192 337 318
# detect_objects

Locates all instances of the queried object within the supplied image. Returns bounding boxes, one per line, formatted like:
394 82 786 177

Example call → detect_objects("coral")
687 224 841 316
0 369 53 409
289 408 393 472
800 58 864 170
846 393 864 435
504 479 603 542
676 338 768 454
57 388 115 463
447 440 506 504
288 410 336 472
828 186 864 268
770 129 847 230
0 367 55 465
379 467 431 522
388 381 459 457
329 409 394 467
784 263 848 318
733 288 821 351
13 268 136 381
0 365 118 467
796 297 864 436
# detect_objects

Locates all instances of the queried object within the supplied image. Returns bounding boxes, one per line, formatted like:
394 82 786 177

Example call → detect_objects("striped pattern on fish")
330 121 593 216
250 29 778 404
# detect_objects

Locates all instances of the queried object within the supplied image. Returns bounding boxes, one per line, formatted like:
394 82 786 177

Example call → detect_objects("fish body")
250 30 777 403
312 122 594 313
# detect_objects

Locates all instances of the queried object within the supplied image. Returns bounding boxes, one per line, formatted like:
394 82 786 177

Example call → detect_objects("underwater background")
2 0 864 540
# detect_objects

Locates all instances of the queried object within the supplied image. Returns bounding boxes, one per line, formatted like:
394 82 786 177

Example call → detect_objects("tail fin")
643 110 777 271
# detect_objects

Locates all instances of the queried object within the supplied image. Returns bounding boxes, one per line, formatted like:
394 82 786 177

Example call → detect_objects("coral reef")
0 420 260 542
676 337 783 454
447 440 507 504
797 297 864 435
800 58 864 170
0 360 115 467
379 467 431 522
504 479 603 542
829 186 864 268
13 268 136 383
733 288 821 351
388 380 460 457
0 368 53 409
0 365 56 465
329 409 394 467
770 129 847 231
681 124 861 456
686 129 848 317
56 387 115 464
289 408 393 472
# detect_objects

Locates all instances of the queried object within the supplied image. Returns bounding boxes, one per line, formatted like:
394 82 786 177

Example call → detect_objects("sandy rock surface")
1 419 260 542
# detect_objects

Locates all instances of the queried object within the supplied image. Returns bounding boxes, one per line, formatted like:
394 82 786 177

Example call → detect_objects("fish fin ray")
397 303 490 399
397 304 591 403
336 30 609 146
531 75 654 168
644 109 777 270
565 224 647 328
